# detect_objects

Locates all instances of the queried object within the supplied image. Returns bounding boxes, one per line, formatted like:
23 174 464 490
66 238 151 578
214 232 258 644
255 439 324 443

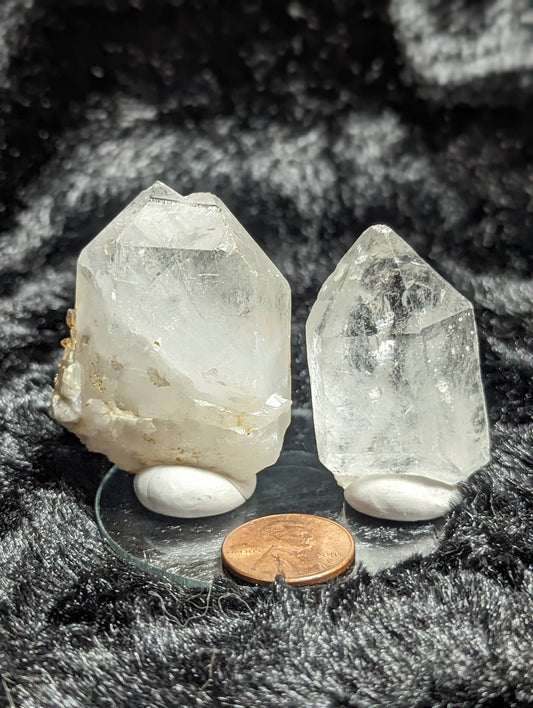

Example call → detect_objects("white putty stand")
344 474 462 522
133 465 257 518
133 465 461 522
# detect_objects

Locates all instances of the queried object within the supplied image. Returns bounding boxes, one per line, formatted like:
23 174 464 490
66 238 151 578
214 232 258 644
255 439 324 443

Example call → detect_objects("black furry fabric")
1 1 533 706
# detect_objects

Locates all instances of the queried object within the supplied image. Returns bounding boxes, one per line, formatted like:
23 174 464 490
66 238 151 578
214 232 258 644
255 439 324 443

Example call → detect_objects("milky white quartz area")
50 182 291 483
306 225 490 499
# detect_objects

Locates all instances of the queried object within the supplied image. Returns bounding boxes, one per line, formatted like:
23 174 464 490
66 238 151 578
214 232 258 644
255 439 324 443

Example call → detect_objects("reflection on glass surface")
95 413 443 588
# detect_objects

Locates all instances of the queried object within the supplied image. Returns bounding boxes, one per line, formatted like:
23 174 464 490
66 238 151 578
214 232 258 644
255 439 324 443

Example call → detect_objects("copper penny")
221 513 355 586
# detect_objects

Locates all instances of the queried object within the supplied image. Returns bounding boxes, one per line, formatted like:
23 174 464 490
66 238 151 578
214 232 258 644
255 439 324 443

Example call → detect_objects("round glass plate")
95 414 444 588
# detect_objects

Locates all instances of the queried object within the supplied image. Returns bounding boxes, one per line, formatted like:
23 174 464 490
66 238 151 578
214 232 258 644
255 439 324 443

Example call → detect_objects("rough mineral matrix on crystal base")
306 225 489 490
51 182 291 482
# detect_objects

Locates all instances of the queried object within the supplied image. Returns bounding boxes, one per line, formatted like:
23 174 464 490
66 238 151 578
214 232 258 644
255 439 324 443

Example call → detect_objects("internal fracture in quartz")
51 182 291 483
306 225 490 491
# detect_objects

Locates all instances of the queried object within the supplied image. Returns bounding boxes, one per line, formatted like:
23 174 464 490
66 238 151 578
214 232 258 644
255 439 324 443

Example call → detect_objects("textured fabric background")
1 1 532 706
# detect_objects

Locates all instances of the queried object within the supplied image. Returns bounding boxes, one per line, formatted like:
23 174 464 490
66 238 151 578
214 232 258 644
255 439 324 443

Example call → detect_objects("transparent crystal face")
306 225 489 487
51 182 291 479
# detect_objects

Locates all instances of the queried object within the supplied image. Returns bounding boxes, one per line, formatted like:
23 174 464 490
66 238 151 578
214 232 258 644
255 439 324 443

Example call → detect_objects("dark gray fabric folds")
0 1 532 705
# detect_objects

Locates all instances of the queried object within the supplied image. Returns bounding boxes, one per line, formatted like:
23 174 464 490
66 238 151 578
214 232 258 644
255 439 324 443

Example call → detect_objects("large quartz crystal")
306 225 489 489
51 182 291 482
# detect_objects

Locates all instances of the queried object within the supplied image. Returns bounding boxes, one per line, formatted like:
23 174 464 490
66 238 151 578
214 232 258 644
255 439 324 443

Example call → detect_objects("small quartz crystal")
51 182 291 484
306 225 489 491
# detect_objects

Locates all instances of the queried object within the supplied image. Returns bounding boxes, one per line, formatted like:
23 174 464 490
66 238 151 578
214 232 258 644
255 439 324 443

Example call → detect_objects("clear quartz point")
306 224 489 489
51 182 291 483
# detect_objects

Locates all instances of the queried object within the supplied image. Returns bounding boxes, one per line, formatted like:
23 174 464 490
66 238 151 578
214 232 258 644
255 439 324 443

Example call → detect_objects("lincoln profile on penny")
221 514 355 586
252 518 317 577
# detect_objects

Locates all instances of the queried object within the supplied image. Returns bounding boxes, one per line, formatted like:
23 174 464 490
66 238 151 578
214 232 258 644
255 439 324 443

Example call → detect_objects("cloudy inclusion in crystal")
306 225 489 487
51 182 291 480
